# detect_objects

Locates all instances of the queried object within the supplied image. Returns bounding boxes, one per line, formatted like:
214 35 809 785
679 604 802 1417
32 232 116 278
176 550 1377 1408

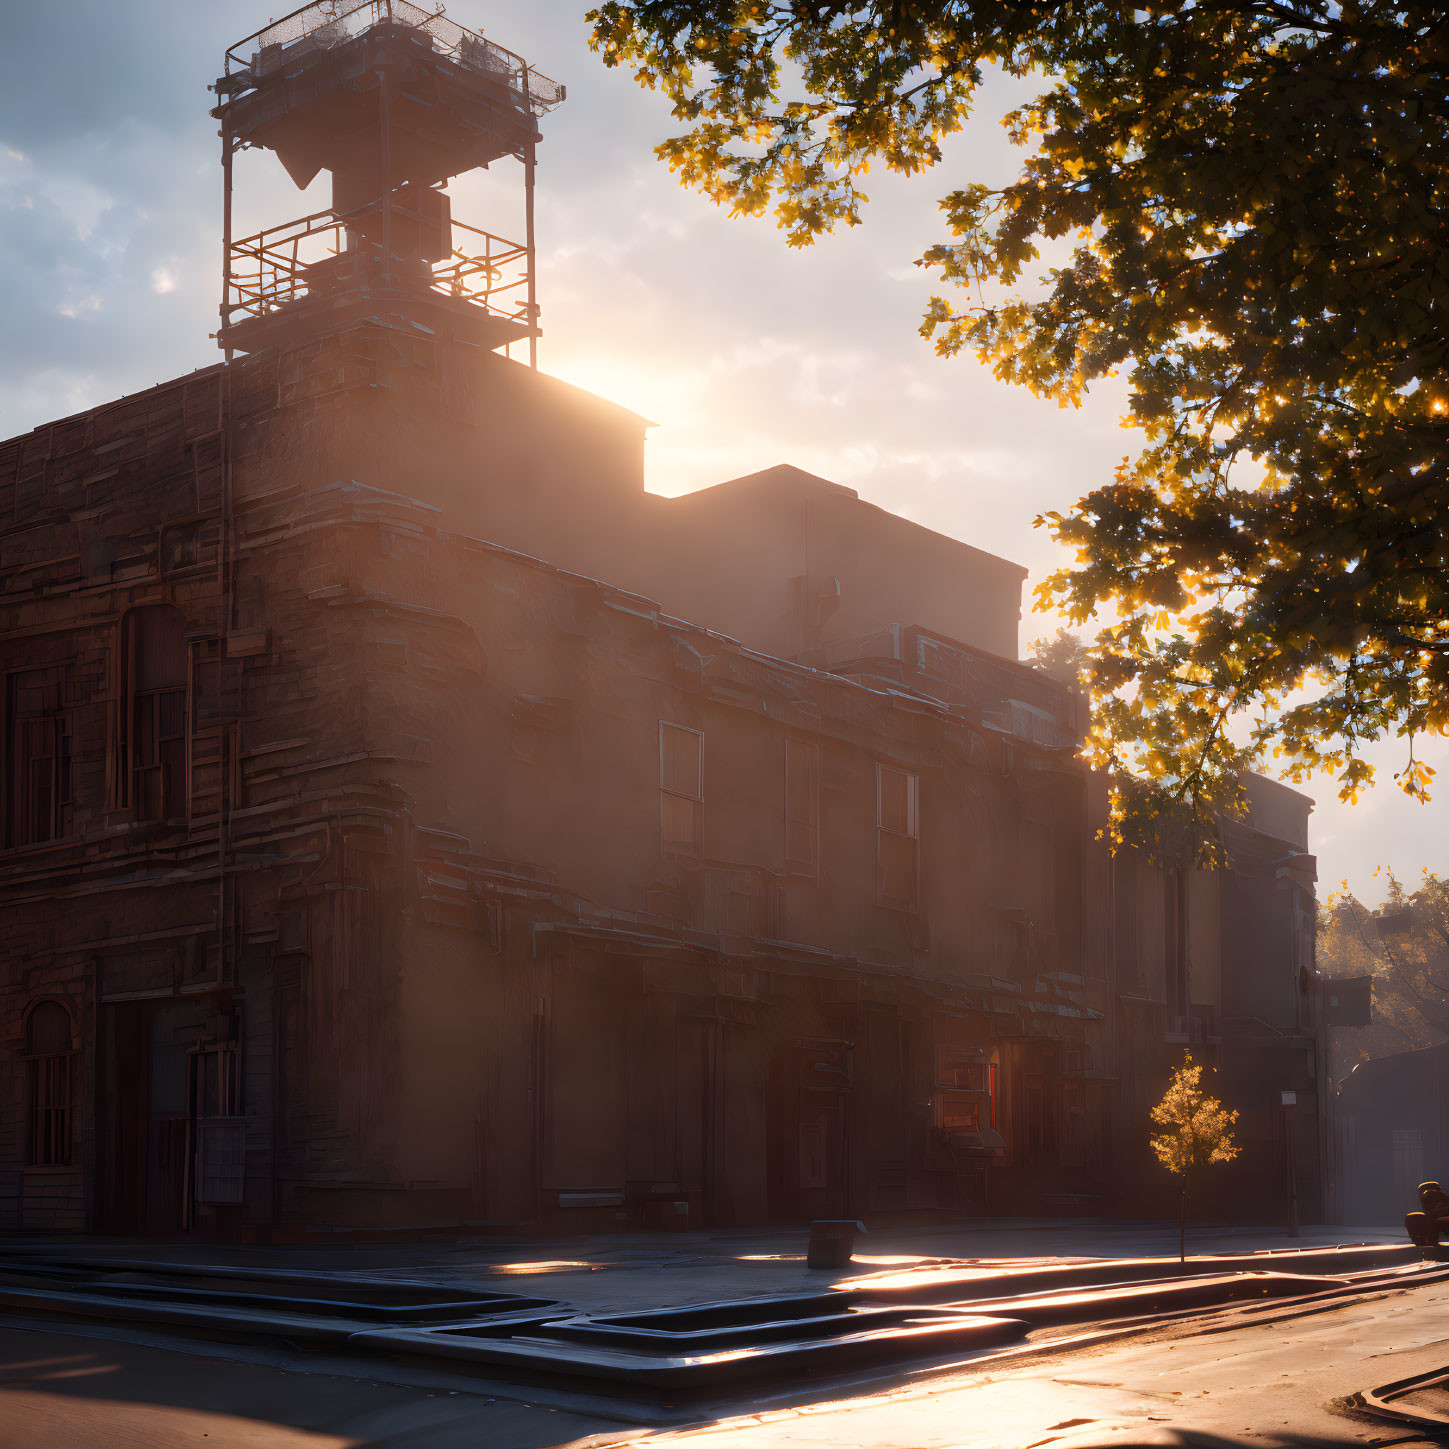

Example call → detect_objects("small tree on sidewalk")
1150 1055 1241 1262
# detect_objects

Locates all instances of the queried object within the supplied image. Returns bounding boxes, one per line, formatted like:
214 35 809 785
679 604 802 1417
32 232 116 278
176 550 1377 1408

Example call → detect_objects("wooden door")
767 1041 850 1222
99 1002 150 1234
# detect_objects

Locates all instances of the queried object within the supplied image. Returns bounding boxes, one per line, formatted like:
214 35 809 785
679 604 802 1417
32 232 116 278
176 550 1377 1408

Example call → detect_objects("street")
0 1223 1444 1449
625 1273 1449 1448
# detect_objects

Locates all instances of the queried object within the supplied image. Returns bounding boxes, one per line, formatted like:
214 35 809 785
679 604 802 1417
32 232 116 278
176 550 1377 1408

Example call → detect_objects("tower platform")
214 14 559 190
213 1 562 360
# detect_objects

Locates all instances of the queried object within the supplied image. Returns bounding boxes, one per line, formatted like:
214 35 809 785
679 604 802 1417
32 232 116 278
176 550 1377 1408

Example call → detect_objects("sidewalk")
3 1218 1403 1316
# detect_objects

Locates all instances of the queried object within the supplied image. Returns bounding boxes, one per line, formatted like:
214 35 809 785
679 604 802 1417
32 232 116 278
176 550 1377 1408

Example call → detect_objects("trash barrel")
807 1218 866 1269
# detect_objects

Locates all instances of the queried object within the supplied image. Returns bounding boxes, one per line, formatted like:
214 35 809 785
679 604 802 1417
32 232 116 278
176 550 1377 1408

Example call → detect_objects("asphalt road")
3 1268 1448 1448
622 1275 1449 1449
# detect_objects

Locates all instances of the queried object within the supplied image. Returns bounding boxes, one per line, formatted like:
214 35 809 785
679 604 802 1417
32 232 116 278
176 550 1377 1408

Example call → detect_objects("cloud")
57 294 102 319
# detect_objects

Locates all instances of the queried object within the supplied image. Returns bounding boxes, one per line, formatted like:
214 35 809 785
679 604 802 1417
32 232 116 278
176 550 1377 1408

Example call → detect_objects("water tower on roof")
211 0 565 365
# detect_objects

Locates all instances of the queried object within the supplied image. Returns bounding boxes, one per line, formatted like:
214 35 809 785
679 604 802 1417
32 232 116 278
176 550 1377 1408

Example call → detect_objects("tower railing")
222 0 565 113
224 202 532 332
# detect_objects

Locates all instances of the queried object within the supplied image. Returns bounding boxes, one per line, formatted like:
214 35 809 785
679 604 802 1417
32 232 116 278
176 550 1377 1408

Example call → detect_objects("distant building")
1339 1046 1448 1226
0 1 1326 1237
1104 776 1327 1224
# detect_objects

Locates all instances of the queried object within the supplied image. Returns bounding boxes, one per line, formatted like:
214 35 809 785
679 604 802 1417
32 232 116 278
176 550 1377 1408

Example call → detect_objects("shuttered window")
660 723 702 854
25 1001 73 1167
125 606 188 821
6 668 72 847
877 765 920 911
784 738 819 872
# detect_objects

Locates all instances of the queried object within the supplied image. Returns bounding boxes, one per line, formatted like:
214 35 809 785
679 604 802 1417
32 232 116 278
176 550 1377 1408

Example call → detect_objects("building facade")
0 2 1327 1239
0 327 1327 1238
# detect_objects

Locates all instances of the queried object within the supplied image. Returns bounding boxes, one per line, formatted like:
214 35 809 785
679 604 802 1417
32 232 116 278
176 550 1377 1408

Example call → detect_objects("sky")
1 0 1443 905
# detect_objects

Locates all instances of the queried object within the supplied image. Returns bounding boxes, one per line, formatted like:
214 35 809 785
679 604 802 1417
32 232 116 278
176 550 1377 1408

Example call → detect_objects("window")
940 1097 980 1134
124 607 188 821
934 1048 998 1140
915 635 965 691
1113 850 1139 990
1025 1080 1047 1155
660 722 702 854
876 765 919 910
193 1042 244 1206
936 1048 983 1090
784 738 819 872
193 1042 240 1119
25 1000 73 1167
798 1114 829 1190
1023 821 1054 925
1166 869 1189 1023
6 667 72 847
1061 1081 1089 1168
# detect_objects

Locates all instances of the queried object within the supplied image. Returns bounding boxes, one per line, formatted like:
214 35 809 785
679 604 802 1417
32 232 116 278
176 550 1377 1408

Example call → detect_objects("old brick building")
0 1 1325 1238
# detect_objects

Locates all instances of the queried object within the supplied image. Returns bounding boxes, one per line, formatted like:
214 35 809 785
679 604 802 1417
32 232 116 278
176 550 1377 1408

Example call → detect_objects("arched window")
25 1000 73 1167
124 606 188 821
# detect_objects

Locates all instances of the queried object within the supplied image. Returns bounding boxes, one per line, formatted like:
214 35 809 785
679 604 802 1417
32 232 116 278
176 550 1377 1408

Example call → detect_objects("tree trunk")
1179 1180 1188 1263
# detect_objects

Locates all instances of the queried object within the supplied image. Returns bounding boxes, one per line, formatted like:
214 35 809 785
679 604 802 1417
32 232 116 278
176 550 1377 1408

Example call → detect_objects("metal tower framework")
212 0 565 368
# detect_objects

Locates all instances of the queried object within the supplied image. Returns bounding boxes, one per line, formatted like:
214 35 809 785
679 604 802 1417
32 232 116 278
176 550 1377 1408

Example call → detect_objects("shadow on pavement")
0 1325 609 1449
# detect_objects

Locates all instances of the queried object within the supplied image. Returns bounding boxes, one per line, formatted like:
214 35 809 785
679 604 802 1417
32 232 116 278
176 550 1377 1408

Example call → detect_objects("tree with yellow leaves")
1151 1055 1241 1263
590 0 1449 863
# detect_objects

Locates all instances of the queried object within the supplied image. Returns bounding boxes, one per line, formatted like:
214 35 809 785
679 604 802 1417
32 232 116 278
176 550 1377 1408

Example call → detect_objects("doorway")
768 1039 851 1222
98 997 219 1235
